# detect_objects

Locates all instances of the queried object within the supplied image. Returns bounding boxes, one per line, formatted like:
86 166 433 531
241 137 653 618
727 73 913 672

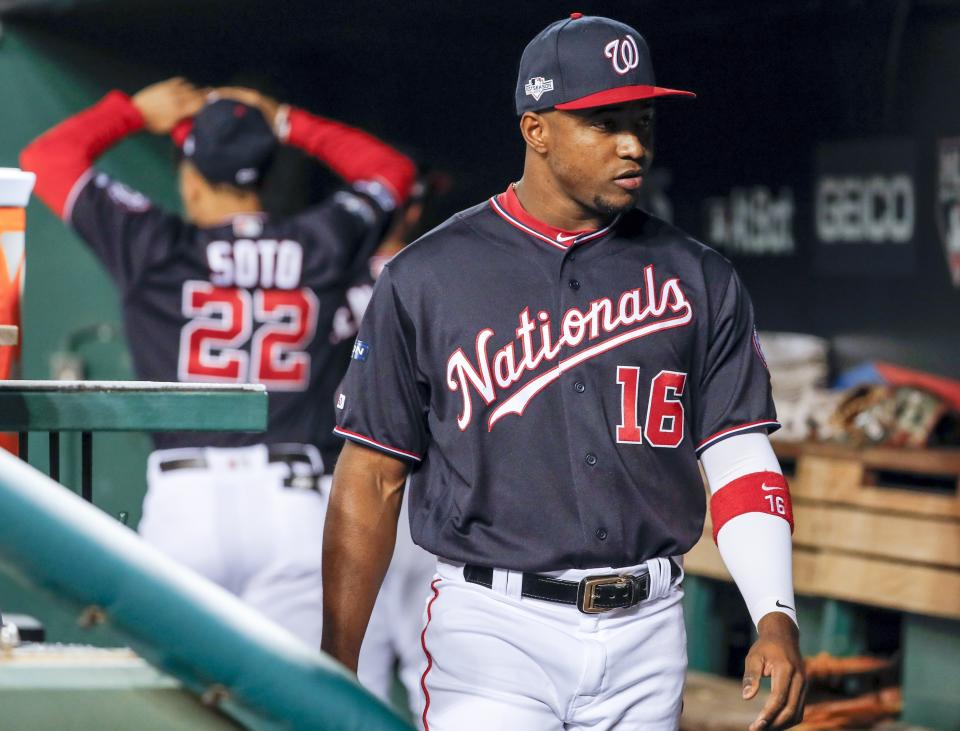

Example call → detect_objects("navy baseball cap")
180 98 276 187
515 13 695 115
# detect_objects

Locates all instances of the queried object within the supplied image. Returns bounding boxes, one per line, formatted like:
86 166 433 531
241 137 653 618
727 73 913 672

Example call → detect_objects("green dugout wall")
0 24 179 642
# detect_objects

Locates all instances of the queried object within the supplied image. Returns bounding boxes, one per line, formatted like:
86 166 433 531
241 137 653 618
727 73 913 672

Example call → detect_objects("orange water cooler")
0 168 36 454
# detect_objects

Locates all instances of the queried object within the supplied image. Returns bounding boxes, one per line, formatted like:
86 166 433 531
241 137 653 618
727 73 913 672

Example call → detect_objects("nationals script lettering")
446 265 693 431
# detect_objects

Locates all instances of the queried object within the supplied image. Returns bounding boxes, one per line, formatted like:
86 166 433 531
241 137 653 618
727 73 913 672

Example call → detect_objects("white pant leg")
239 464 327 649
358 487 437 710
417 574 572 731
566 596 687 731
417 561 687 731
140 451 234 590
141 447 326 650
358 582 398 703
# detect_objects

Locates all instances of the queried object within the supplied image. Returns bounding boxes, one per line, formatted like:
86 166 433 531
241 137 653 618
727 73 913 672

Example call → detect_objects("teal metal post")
683 576 728 674
818 599 868 657
901 614 960 729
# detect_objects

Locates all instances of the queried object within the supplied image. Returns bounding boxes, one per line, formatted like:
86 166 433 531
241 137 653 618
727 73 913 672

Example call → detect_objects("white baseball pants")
417 558 687 731
140 444 434 710
359 486 438 709
140 444 328 647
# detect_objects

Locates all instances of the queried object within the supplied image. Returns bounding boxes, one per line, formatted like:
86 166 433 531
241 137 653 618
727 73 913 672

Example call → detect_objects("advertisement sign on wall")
703 186 795 256
813 138 916 276
937 138 960 288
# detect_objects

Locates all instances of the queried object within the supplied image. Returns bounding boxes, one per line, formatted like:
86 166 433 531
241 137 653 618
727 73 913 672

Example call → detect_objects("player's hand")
212 86 281 130
133 78 207 134
742 612 806 730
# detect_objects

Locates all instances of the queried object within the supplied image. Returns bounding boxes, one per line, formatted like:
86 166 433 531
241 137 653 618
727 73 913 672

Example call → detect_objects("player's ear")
519 111 549 154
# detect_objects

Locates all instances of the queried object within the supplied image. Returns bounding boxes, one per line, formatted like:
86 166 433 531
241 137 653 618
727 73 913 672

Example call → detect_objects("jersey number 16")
178 281 319 391
616 367 687 448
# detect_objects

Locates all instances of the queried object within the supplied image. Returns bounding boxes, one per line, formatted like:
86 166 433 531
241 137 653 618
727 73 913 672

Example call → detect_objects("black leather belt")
158 445 323 491
464 559 680 614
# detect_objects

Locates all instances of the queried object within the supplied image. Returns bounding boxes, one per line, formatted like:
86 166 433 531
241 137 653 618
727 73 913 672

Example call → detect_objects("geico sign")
816 175 914 243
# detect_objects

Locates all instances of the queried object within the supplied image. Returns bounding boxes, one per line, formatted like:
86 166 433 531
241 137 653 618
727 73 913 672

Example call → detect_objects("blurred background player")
19 78 415 658
326 168 450 712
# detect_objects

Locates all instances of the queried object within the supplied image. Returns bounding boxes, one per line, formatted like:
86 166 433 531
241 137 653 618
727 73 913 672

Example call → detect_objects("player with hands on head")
131 77 209 134
21 76 416 654
323 13 804 731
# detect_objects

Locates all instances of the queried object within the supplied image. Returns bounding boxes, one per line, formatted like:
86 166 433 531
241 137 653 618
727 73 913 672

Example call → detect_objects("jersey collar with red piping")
489 184 620 251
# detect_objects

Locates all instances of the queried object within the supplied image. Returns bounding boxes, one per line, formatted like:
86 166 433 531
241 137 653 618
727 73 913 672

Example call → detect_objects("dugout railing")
0 380 413 730
0 380 269 502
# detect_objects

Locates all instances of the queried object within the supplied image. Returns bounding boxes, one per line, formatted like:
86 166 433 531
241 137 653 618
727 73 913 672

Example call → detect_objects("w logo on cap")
604 35 640 75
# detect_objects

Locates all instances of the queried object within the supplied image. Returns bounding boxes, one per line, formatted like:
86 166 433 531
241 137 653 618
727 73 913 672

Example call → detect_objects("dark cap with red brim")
172 97 276 188
515 13 695 115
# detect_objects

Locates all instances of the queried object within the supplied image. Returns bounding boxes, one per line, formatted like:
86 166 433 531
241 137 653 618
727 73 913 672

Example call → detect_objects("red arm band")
284 107 416 206
19 91 144 219
709 470 794 543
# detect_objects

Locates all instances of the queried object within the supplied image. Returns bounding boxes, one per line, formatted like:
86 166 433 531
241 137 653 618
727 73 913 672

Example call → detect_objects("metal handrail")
0 449 411 730
0 380 268 502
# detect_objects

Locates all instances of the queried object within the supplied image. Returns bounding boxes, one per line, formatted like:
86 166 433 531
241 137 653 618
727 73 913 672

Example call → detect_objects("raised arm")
321 440 411 671
20 78 205 219
213 86 416 206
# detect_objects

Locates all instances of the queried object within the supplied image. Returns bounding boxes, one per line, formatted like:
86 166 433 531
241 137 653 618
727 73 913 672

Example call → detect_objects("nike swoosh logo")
761 484 783 491
776 600 794 611
556 232 579 243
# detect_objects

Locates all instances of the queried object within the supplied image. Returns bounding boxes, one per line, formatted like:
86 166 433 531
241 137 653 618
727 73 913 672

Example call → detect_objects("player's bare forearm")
320 441 409 671
743 612 806 730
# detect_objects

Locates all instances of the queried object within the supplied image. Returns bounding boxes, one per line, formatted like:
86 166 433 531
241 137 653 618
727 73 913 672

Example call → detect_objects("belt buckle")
577 573 628 614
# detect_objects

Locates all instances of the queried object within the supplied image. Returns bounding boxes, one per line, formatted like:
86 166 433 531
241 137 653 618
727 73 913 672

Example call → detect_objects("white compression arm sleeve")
699 432 798 628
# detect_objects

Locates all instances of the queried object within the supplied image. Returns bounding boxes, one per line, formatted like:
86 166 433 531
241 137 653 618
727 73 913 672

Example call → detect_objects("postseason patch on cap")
351 339 370 362
524 76 555 102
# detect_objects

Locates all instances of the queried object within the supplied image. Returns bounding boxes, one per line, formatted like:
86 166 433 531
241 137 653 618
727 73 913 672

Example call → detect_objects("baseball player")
19 79 417 659
327 181 443 709
323 14 805 731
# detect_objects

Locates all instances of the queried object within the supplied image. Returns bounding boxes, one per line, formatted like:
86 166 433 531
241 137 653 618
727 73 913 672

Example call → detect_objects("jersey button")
584 452 598 466
569 279 581 290
595 527 608 540
574 381 586 393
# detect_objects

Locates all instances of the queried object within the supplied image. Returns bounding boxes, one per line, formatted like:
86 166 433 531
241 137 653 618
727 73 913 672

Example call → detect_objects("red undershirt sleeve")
19 91 145 220
282 106 416 206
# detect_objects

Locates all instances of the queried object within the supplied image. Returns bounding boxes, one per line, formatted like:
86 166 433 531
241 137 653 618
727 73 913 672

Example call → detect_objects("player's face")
545 101 655 217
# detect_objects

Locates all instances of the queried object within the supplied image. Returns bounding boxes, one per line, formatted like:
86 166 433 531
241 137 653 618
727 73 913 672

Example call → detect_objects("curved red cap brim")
555 85 696 110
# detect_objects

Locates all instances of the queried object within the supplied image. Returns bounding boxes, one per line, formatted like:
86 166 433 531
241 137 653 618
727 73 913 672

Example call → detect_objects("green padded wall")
0 24 181 642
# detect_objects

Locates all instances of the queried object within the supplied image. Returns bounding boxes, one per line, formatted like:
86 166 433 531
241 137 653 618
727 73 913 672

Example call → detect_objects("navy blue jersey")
69 171 393 452
334 189 778 570
317 266 376 469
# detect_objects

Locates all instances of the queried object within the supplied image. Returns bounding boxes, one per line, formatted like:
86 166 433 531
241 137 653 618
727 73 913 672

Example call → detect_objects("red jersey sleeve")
281 107 416 208
19 91 145 220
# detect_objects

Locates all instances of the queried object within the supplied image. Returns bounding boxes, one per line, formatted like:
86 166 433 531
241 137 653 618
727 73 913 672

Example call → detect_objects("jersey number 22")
178 281 319 391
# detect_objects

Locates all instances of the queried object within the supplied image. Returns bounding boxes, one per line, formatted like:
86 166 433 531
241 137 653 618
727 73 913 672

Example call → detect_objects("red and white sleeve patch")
710 470 794 543
332 426 422 462
696 420 781 453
